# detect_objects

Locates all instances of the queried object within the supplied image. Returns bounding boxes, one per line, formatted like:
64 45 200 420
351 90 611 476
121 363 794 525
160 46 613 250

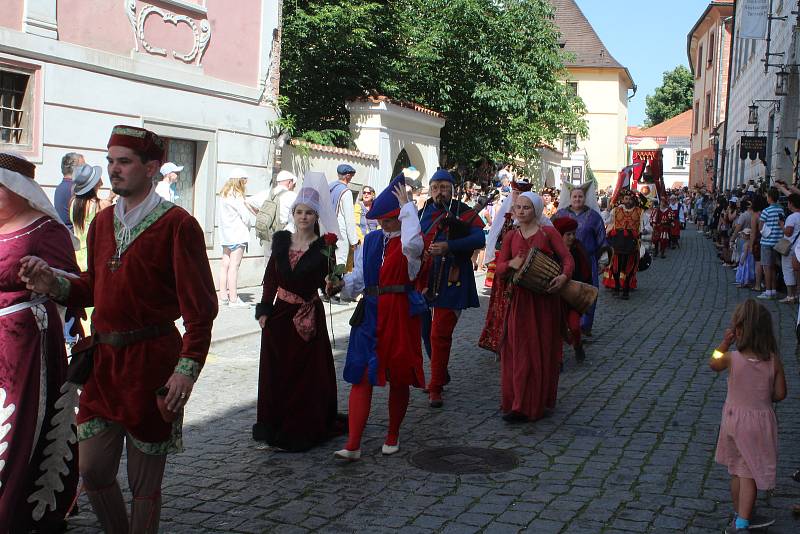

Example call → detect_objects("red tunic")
64 206 217 443
495 227 574 420
376 237 425 387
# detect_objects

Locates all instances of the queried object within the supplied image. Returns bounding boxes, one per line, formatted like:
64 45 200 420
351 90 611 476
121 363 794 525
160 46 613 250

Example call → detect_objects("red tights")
344 372 410 451
428 308 460 392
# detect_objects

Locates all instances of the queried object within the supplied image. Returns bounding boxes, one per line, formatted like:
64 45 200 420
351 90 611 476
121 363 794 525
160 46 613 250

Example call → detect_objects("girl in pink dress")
711 299 787 533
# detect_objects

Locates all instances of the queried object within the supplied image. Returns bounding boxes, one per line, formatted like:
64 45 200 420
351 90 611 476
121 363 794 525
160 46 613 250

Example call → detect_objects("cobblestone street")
69 228 800 533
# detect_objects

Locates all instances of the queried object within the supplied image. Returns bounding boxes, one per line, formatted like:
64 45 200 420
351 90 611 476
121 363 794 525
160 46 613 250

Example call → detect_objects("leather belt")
363 284 413 297
93 323 175 348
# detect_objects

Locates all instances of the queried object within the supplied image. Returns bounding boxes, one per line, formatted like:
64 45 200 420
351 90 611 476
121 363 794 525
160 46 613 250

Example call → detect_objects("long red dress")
0 217 79 531
254 231 342 451
495 227 574 420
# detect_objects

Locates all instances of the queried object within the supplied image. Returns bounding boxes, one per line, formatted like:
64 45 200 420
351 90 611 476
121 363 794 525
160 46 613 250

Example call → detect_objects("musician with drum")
495 192 575 423
417 169 486 408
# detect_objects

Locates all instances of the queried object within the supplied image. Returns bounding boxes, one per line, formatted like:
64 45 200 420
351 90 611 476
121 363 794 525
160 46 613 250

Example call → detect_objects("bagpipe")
417 190 499 300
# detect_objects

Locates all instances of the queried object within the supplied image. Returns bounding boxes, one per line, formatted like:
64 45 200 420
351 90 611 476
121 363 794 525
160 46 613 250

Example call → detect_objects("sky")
573 0 709 126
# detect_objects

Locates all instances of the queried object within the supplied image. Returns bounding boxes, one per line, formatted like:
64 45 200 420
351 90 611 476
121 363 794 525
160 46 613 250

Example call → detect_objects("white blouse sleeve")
340 245 365 299
399 202 424 280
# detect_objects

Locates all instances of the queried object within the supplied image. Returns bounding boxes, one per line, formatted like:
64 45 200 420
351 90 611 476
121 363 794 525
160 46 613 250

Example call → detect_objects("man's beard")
434 195 450 208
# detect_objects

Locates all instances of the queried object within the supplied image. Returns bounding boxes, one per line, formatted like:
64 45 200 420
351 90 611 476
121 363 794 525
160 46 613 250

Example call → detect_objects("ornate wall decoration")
124 1 212 66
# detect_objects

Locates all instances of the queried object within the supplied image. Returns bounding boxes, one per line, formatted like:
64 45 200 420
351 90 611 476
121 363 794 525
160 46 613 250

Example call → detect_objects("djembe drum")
511 248 599 314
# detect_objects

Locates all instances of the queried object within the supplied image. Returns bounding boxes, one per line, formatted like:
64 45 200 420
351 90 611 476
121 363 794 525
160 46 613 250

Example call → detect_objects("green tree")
644 65 694 127
279 0 587 167
280 1 402 145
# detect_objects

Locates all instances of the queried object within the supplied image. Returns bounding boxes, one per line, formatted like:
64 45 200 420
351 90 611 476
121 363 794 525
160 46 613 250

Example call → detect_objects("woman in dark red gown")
0 153 80 531
495 192 574 422
253 177 344 451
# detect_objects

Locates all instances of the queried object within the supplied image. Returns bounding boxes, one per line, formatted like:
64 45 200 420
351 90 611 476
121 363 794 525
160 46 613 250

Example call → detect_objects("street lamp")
748 103 759 125
776 68 790 96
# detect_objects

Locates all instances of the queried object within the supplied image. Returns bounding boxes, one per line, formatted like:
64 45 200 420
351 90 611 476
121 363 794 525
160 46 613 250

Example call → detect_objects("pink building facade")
0 0 281 284
687 0 733 191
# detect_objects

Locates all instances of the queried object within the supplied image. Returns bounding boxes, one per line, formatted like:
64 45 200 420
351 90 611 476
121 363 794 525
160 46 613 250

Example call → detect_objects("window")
693 101 700 134
704 93 711 129
562 134 577 158
708 33 715 66
566 81 578 97
676 150 688 168
161 137 197 214
0 68 33 150
697 45 703 77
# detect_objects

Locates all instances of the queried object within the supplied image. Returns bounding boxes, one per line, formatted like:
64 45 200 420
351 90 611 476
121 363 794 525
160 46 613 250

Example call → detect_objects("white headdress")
520 192 554 227
291 171 340 238
0 152 79 249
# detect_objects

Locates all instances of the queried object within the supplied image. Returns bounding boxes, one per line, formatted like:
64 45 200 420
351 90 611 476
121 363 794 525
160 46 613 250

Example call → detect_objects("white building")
721 0 800 189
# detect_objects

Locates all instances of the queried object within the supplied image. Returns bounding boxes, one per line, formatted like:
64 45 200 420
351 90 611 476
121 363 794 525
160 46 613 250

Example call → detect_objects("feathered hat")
366 174 406 219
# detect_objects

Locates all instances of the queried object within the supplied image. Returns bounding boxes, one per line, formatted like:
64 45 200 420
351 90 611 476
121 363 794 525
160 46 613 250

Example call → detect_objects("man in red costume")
329 174 425 459
651 196 675 258
19 125 218 532
604 189 643 299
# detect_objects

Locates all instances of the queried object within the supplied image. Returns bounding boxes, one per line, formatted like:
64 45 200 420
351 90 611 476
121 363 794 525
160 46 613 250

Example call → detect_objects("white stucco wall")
722 2 798 190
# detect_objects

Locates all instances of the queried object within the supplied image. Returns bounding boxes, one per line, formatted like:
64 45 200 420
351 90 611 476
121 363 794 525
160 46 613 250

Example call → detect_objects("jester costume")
603 199 644 295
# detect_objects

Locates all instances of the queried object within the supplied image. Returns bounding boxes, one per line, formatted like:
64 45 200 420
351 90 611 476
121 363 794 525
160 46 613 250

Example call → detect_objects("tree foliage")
280 0 586 166
644 65 694 127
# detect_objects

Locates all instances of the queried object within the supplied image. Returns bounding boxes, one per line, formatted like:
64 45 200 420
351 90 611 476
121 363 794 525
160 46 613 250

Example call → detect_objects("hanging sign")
740 136 767 161
739 0 769 39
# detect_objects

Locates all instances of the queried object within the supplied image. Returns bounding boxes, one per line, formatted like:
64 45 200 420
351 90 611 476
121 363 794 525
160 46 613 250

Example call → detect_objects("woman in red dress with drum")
495 192 574 423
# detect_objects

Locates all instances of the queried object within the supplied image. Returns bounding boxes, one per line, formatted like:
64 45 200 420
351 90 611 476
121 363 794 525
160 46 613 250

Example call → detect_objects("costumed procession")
7 122 800 534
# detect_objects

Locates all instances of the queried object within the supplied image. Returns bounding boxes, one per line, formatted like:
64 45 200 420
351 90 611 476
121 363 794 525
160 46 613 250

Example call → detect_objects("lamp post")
709 127 721 191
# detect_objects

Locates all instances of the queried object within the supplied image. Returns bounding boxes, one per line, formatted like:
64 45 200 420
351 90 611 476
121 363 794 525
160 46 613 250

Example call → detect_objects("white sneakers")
228 299 251 308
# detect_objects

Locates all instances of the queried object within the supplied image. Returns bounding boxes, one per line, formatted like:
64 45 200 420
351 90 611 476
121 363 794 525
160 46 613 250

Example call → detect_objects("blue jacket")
418 201 485 309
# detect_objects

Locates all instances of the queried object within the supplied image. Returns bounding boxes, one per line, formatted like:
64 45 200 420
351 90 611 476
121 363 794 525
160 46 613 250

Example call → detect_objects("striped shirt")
759 203 785 247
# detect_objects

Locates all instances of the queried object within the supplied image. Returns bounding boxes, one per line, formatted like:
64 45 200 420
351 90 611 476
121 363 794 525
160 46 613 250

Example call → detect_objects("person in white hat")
271 170 298 229
155 162 184 202
71 164 111 269
218 167 257 307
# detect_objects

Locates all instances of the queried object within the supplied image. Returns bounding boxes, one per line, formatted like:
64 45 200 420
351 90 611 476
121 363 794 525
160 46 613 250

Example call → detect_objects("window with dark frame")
708 33 715 66
676 150 688 168
0 69 32 148
704 93 711 129
694 102 700 134
697 45 703 78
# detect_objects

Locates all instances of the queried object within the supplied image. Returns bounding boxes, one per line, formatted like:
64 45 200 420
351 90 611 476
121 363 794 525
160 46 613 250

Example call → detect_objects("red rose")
324 233 338 246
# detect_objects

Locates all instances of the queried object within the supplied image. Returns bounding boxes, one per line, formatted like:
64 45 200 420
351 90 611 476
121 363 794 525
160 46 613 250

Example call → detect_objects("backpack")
255 189 288 241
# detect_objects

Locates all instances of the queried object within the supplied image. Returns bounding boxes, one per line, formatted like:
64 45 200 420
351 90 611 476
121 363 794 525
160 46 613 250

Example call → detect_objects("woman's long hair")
731 299 778 361
72 189 98 233
219 177 247 198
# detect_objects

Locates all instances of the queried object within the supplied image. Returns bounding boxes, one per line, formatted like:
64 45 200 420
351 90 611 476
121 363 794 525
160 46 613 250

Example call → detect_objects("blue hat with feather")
366 174 406 219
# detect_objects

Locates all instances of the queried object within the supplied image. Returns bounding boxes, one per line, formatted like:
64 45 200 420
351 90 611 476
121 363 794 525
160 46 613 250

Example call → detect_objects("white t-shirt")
218 195 255 246
155 181 174 202
785 211 800 254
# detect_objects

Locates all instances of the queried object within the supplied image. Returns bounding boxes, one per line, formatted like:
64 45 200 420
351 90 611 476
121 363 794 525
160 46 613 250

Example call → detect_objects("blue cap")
337 164 356 175
430 169 454 184
366 174 406 219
